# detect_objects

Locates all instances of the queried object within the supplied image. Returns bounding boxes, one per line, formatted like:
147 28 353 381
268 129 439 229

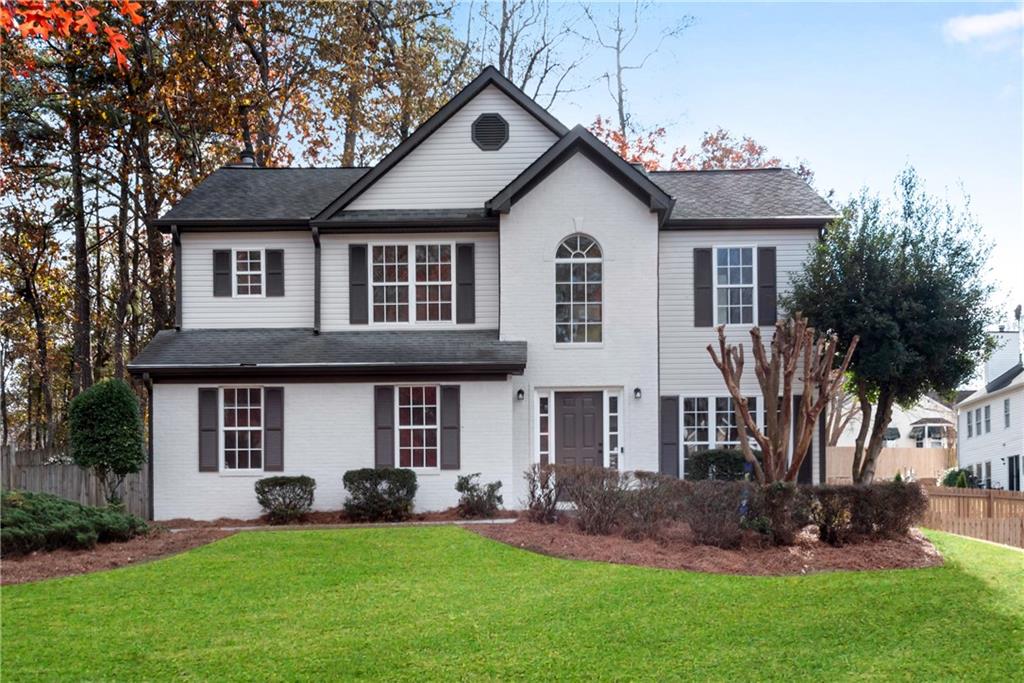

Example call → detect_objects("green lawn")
2 528 1022 681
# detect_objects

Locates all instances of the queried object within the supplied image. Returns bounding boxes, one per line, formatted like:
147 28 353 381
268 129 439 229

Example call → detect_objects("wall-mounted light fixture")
633 387 642 400
516 389 525 401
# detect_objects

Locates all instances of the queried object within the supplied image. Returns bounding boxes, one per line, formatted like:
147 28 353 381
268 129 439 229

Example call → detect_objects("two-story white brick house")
129 67 837 520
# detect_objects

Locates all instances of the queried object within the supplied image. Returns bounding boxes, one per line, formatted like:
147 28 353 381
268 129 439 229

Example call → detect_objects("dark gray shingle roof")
649 168 836 222
154 167 368 225
128 328 526 376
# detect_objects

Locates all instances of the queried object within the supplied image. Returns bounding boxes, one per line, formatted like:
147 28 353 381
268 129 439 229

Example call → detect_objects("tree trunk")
113 142 131 380
69 91 92 396
136 124 169 330
0 341 9 447
853 389 895 484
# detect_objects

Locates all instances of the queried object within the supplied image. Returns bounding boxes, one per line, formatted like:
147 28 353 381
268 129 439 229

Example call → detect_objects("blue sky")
461 1 1023 317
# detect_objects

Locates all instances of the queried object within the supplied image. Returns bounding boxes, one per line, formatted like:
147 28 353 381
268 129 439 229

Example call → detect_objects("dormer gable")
313 67 567 220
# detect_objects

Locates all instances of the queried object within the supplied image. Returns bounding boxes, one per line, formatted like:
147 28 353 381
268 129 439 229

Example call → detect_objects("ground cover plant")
1 528 1020 680
0 490 147 555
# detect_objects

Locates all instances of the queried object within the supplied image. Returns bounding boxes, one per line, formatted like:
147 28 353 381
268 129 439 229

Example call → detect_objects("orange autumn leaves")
1 0 143 68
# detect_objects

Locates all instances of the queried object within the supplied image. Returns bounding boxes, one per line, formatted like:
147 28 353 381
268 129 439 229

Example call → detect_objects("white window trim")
712 245 758 327
368 242 456 326
219 386 265 475
1005 398 1011 429
394 384 441 472
231 248 266 299
553 235 604 347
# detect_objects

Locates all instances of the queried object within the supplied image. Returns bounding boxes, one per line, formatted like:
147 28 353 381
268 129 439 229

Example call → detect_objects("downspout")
312 227 321 334
171 225 182 330
143 372 154 521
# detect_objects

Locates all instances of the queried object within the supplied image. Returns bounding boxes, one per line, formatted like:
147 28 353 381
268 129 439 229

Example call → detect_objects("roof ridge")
648 167 789 174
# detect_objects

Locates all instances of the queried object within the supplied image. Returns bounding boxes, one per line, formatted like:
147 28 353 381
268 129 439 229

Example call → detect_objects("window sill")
218 471 265 478
552 343 604 350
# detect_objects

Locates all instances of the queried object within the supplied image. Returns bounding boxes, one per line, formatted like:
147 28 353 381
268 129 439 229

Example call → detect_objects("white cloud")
943 8 1024 45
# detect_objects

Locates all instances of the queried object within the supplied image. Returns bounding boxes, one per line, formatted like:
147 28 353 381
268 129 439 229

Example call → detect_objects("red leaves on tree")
1 0 144 70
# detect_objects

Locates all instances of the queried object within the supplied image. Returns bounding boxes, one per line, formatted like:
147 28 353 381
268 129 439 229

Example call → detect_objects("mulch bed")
1 528 233 586
473 519 943 576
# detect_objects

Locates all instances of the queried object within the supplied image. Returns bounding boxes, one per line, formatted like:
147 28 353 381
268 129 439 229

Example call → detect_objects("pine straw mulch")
161 508 518 529
1 528 233 586
472 518 944 576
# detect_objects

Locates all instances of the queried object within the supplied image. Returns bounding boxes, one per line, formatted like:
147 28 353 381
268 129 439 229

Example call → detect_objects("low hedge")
255 476 316 524
0 490 147 555
687 449 759 481
342 468 417 522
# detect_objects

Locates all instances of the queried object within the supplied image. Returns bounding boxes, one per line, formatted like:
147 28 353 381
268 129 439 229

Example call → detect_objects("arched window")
555 234 602 343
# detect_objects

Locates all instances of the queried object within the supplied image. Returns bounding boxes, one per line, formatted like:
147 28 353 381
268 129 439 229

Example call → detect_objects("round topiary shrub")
687 449 759 481
255 476 316 524
342 468 418 522
68 379 146 505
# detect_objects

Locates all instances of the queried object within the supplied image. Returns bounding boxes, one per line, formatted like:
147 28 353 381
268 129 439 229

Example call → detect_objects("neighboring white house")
956 324 1024 490
128 67 836 520
834 394 955 451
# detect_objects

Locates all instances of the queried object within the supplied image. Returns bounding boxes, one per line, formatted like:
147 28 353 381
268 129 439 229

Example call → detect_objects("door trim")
533 386 624 469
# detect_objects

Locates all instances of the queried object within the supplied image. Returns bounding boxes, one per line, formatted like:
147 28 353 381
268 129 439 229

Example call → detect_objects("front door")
555 391 603 467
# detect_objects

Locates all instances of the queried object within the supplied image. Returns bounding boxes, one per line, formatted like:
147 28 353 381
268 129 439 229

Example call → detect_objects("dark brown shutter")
198 388 219 472
795 394 813 484
693 248 713 327
659 396 680 477
350 244 369 325
455 243 475 324
266 249 285 297
757 247 777 326
213 250 232 297
374 386 394 468
263 387 284 471
440 386 461 470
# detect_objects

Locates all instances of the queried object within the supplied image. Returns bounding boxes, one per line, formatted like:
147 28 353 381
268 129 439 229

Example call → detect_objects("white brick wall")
498 153 661 479
152 381 514 520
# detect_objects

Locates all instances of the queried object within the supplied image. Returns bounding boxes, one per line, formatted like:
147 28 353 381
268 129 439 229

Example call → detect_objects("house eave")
128 361 526 381
662 216 838 230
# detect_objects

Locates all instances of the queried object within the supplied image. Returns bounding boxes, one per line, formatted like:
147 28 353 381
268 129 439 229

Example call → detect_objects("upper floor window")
1005 398 1011 428
715 247 754 325
371 244 452 323
984 405 991 433
555 234 602 344
235 249 263 296
966 412 973 438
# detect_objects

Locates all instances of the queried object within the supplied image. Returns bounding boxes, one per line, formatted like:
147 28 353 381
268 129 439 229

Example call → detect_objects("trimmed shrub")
0 490 147 555
687 449 758 481
455 473 503 518
523 464 560 523
255 476 316 524
747 482 810 546
342 468 417 522
620 471 676 540
807 486 855 547
557 465 629 535
849 481 928 537
940 467 978 488
680 480 748 549
69 378 146 504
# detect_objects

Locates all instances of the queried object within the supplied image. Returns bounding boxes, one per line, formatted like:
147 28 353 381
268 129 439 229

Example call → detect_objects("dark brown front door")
555 391 603 467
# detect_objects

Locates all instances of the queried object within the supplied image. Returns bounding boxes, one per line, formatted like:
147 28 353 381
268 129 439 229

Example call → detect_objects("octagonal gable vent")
472 113 509 151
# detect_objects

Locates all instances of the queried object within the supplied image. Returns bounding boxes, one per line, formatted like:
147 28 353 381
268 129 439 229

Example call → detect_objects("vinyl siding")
181 232 314 329
499 153 661 476
658 227 823 481
958 387 1024 489
152 380 514 520
320 232 499 330
348 85 559 209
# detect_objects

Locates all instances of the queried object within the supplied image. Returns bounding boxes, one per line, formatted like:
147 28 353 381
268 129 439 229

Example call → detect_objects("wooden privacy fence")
1 445 149 519
826 446 950 484
923 487 1024 549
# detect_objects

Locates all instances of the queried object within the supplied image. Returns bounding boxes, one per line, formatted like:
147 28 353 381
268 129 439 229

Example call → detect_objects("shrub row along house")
128 67 837 520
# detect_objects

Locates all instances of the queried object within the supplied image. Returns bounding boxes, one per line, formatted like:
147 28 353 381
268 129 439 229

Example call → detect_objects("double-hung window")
974 408 982 436
681 396 760 478
397 386 439 469
967 412 973 438
1005 399 1012 429
372 244 453 323
234 249 263 296
984 405 991 433
222 387 263 470
715 247 754 325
